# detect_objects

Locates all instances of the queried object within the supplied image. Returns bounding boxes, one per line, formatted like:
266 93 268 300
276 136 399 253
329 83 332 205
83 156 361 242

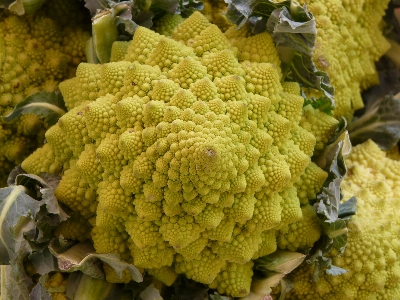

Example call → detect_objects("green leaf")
225 0 335 106
266 6 334 102
1 263 33 300
225 0 291 31
303 95 335 116
306 127 354 281
349 93 400 150
313 129 351 222
338 196 357 220
241 274 282 300
87 0 204 63
0 174 67 299
2 91 67 127
92 10 123 63
323 219 347 252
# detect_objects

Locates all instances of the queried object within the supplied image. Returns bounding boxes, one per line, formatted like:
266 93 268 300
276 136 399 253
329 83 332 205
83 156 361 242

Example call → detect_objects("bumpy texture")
207 0 390 120
54 213 92 242
285 140 400 299
44 272 68 300
0 0 90 185
298 0 391 119
22 12 336 297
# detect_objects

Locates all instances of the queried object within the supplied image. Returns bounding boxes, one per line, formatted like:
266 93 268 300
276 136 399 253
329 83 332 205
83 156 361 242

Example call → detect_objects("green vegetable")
19 6 339 298
0 0 91 185
282 140 400 299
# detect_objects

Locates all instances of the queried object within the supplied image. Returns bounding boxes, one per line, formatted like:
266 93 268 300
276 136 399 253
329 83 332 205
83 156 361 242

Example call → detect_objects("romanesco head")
22 12 335 297
285 140 400 299
298 0 391 120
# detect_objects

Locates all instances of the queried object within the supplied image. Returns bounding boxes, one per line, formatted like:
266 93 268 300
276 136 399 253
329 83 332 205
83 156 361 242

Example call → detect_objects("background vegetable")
280 140 400 299
0 0 91 185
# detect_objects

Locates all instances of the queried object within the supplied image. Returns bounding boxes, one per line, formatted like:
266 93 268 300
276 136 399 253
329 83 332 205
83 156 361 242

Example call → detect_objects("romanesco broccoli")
207 0 390 120
0 0 91 185
283 140 400 299
22 12 337 297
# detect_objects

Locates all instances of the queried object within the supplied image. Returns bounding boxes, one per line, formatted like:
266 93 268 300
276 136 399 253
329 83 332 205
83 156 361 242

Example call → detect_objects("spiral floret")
23 13 337 297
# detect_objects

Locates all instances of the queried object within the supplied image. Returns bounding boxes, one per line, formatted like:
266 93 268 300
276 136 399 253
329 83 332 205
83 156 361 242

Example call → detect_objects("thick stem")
74 273 116 300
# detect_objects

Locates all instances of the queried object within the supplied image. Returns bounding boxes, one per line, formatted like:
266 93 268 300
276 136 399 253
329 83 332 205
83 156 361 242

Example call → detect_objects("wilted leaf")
0 174 67 299
49 240 142 282
29 275 52 300
84 0 109 15
2 91 67 127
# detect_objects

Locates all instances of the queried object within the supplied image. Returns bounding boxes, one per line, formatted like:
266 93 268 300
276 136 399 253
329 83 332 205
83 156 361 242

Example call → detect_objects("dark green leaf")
130 10 154 29
225 0 290 31
303 96 334 116
267 6 334 103
324 219 347 252
338 196 357 220
148 0 179 15
313 128 350 224
2 91 67 127
116 15 140 35
306 127 354 281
